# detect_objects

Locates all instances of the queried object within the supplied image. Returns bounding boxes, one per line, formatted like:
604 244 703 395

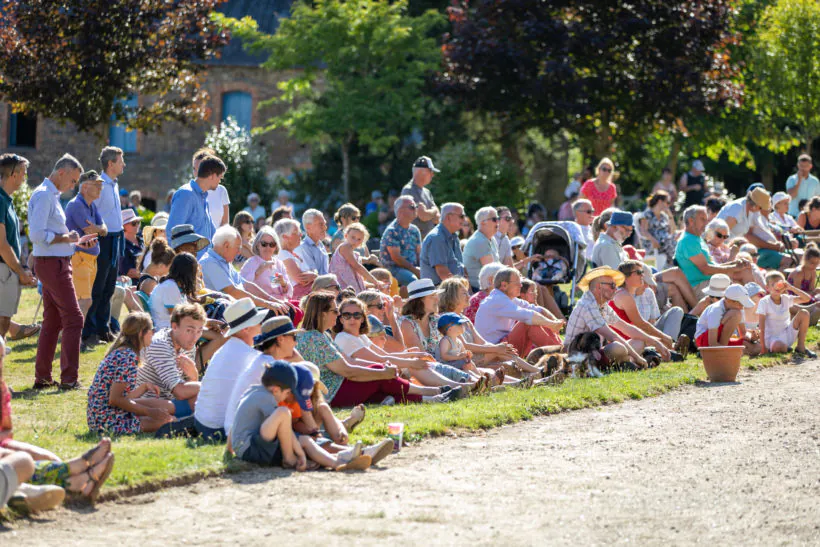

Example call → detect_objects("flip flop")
335 454 372 471
344 404 366 433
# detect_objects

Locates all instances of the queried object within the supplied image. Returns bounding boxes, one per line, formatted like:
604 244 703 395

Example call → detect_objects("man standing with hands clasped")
0 154 38 341
29 154 98 390
402 156 440 239
785 154 819 218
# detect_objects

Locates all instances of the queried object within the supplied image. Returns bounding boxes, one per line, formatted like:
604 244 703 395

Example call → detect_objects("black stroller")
523 222 588 314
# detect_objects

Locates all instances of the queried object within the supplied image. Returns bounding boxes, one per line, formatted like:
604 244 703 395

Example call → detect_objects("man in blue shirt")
295 209 329 275
83 147 125 347
65 171 107 323
420 202 465 285
167 155 225 258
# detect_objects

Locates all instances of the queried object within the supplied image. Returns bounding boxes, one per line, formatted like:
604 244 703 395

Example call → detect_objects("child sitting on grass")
757 272 816 357
787 242 820 298
694 283 761 356
230 360 372 471
519 278 537 305
435 313 473 370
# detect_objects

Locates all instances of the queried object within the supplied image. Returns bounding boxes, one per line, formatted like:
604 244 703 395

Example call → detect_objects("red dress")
580 180 617 215
608 300 632 340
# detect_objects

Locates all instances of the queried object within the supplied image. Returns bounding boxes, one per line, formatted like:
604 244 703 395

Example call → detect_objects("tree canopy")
0 0 230 134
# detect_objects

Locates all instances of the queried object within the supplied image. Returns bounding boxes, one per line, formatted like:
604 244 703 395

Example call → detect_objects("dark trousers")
83 232 121 339
34 257 83 384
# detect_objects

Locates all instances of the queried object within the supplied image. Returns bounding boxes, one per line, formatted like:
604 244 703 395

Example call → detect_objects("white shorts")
765 325 797 351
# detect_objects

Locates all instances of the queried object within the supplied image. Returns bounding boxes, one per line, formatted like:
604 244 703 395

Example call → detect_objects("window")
222 91 252 131
109 95 138 152
8 108 37 148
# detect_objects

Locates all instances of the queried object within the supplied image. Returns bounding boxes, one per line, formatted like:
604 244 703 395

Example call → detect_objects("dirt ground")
5 360 820 546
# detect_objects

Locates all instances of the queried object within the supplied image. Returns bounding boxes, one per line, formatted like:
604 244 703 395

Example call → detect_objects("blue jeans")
431 362 470 383
388 266 418 287
194 418 226 442
83 232 122 339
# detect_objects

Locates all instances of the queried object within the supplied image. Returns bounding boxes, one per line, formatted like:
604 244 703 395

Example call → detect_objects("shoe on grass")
674 334 690 359
8 483 65 514
795 348 817 359
670 351 684 363
59 381 83 391
7 323 41 341
364 439 394 465
32 379 57 390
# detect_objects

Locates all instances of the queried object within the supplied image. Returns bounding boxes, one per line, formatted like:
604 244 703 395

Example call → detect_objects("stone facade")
0 65 312 209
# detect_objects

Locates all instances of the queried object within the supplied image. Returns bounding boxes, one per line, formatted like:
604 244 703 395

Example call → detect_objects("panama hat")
169 224 209 252
577 266 625 291
223 298 267 337
406 278 442 300
121 209 143 225
748 187 772 211
705 274 731 297
253 316 303 348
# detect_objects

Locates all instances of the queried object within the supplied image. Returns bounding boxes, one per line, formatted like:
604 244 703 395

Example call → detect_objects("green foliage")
216 0 445 199
204 118 271 219
749 0 820 150
11 180 33 230
0 1 229 134
430 142 533 219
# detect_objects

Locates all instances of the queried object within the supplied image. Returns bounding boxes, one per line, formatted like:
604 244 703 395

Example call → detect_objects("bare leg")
666 283 687 313
0 316 12 339
408 367 469 389
657 269 697 309
718 309 742 345
135 398 177 432
316 402 346 444
2 440 61 462
407 381 450 396
259 407 298 467
793 308 810 352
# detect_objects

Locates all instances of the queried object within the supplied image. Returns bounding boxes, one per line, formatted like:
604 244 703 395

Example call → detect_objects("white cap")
247 192 260 203
692 159 705 171
771 191 790 205
744 282 766 297
724 284 755 308
705 274 731 297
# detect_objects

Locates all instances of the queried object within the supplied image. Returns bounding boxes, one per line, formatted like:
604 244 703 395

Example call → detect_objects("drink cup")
387 422 404 453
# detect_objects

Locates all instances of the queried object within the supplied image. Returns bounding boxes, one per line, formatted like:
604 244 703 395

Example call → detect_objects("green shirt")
0 187 21 263
675 231 711 287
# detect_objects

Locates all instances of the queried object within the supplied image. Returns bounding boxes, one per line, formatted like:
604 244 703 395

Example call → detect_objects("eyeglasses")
368 302 384 310
599 167 612 172
579 209 594 214
405 204 417 210
259 241 277 248
715 233 729 239
340 311 364 320
501 215 513 222
447 212 467 219
598 282 617 289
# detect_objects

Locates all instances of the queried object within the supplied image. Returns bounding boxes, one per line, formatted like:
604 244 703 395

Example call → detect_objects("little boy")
757 272 816 357
694 283 761 356
367 315 388 349
435 313 473 370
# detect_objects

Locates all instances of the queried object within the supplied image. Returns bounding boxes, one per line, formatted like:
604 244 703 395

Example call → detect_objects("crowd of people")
1 147 818 514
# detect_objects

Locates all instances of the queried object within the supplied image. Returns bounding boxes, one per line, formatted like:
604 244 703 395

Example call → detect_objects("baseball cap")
510 236 525 248
608 211 633 227
437 312 469 332
292 363 315 412
413 156 440 173
692 160 705 171
724 284 755 308
261 360 298 392
371 190 384 199
744 282 766 298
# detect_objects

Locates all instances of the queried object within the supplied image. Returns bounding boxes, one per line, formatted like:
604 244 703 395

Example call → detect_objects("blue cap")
747 182 765 194
437 312 469 332
609 211 633 226
292 363 314 412
261 360 298 392
119 188 129 196
367 314 386 336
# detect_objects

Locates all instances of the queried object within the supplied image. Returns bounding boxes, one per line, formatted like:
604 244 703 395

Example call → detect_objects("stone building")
0 0 307 210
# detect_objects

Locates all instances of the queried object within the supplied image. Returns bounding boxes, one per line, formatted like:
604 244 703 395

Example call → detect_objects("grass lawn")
4 287 816 498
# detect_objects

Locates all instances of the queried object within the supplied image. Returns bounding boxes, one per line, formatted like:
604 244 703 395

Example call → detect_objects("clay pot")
699 346 743 382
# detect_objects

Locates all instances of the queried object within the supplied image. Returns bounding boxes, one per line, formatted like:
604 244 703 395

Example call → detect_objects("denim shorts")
172 398 194 418
431 362 470 382
388 266 418 287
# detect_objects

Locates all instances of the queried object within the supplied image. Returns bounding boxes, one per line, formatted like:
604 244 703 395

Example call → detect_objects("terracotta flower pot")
699 346 743 382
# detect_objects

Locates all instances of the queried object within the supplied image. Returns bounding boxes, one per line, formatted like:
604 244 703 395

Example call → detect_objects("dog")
566 332 605 378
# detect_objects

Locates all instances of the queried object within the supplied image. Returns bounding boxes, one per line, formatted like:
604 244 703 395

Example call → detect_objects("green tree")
217 0 444 201
0 0 229 134
749 0 820 152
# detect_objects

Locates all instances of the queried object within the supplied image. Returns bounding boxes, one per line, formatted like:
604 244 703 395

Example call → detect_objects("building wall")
0 65 312 205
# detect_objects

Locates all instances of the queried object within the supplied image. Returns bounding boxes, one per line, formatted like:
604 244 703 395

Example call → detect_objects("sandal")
342 404 366 433
8 323 41 341
81 438 111 470
86 453 115 504
493 368 505 386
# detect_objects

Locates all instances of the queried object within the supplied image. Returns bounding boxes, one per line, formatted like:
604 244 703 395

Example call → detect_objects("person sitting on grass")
464 263 506 323
229 360 372 471
193 298 266 441
757 272 816 357
356 290 406 352
296 291 455 407
136 238 175 295
301 361 366 447
87 312 177 434
138 303 207 419
788 243 820 298
694 283 761 355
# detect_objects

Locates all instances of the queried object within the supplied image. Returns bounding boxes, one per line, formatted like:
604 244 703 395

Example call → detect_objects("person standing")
29 154 94 390
495 206 515 267
65 171 107 322
295 209 329 275
679 159 706 209
401 156 440 239
785 154 819 218
580 158 618 215
83 147 125 348
0 154 37 339
167 155 226 258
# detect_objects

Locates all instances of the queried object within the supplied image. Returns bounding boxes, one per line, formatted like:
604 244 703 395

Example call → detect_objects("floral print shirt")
87 348 142 435
379 220 422 269
295 330 345 402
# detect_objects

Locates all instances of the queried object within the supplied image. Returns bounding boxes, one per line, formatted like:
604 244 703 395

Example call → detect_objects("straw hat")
748 187 771 211
406 278 442 300
222 298 267 337
253 316 303 348
577 266 625 291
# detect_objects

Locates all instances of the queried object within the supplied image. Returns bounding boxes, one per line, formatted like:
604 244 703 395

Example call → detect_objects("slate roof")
212 0 294 66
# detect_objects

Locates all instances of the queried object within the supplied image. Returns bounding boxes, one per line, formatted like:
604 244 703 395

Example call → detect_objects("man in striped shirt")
137 303 205 418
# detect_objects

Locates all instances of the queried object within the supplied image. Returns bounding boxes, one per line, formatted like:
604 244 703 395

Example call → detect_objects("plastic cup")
387 422 404 453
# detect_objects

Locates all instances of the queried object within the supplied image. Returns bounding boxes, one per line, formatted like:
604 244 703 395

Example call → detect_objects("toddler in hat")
435 313 473 371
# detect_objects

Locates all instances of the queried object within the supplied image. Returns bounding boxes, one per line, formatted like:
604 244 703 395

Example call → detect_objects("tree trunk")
341 137 351 202
594 111 612 158
666 138 682 175
804 134 815 155
760 152 774 191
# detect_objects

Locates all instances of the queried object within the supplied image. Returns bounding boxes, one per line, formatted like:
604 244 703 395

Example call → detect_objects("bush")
204 118 271 220
430 142 530 218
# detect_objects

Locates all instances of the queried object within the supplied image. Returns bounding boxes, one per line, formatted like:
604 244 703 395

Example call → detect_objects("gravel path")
5 361 820 545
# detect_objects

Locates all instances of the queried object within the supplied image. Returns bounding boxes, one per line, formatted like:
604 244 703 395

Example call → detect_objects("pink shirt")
239 255 294 300
580 179 617 215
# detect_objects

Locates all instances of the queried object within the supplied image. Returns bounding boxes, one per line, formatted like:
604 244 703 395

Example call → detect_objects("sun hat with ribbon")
406 278 442 301
169 224 209 252
222 298 268 337
254 316 303 349
577 266 626 291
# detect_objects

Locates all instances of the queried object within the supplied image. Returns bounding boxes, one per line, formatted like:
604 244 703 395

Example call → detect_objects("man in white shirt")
194 298 265 440
207 184 230 228
786 154 820 217
474 267 564 356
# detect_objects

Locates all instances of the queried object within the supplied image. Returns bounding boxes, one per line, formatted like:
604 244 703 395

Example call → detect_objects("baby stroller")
523 221 588 314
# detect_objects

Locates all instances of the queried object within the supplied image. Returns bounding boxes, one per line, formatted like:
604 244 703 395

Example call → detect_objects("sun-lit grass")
5 287 816 496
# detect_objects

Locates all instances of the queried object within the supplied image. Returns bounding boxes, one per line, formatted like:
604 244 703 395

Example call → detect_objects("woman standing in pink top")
580 158 618 215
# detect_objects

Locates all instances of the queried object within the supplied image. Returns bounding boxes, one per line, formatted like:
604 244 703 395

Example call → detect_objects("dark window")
109 95 138 152
8 109 37 148
222 91 252 131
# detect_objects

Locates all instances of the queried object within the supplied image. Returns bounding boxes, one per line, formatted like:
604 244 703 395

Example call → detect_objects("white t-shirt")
695 300 728 340
717 198 759 238
756 294 796 335
224 353 274 434
194 338 260 430
207 185 231 228
333 331 372 358
149 280 186 330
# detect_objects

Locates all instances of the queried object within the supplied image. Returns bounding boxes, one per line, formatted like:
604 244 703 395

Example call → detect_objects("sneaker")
422 392 451 404
99 332 116 343
795 348 817 358
58 381 83 391
445 386 464 400
380 396 395 406
674 334 690 359
82 334 101 350
33 379 57 390
439 385 453 394
669 351 684 363
363 439 394 466
4 346 10 356
8 483 65 514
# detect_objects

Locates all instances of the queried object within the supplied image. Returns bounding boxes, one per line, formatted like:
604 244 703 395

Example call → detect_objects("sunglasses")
129 220 140 227
340 311 364 320
259 241 278 248
501 215 513 222
598 282 617 289
349 216 360 221
715 233 729 239
599 167 612 172
368 302 385 310
579 209 594 214
487 217 500 223
629 270 644 277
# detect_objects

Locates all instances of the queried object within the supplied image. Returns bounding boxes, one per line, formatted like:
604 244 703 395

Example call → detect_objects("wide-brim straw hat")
223 298 268 338
577 266 625 291
254 316 304 348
